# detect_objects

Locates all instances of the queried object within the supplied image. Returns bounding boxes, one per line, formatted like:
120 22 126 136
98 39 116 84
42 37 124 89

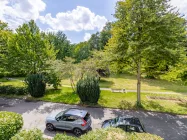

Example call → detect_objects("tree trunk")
137 60 141 106
70 78 76 93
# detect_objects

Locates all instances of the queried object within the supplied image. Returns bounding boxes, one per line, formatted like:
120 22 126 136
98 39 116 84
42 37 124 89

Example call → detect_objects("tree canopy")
106 0 187 105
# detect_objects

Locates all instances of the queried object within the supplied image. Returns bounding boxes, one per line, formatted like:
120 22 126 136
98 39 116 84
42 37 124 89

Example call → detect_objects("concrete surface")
0 98 187 140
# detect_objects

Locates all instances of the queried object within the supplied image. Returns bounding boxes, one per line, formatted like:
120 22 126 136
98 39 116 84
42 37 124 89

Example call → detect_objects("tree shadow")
99 79 114 88
142 77 187 94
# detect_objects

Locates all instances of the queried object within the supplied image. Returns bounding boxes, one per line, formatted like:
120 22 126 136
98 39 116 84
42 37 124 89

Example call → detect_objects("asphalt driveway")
0 98 187 140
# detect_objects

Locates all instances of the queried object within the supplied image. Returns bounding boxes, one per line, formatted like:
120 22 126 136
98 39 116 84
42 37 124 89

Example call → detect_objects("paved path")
0 98 187 140
62 85 183 95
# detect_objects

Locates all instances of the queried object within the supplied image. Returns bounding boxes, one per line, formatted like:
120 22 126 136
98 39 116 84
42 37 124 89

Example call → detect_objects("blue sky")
0 0 187 43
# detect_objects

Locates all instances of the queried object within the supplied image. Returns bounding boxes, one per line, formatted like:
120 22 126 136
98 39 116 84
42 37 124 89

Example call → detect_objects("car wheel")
73 128 82 137
46 123 54 131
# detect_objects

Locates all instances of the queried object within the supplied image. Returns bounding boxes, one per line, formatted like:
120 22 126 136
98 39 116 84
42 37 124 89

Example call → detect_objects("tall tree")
45 31 72 60
106 0 187 105
8 20 56 74
0 21 12 73
73 42 90 63
99 22 112 50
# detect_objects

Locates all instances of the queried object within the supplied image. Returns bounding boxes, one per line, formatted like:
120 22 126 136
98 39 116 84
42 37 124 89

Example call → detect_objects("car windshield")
55 111 64 119
112 117 119 124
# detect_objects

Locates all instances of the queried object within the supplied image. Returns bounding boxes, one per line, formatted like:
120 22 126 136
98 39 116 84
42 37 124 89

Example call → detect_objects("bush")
0 111 23 140
0 85 27 95
11 129 44 140
77 76 100 104
118 100 133 110
54 134 76 140
44 72 61 89
54 128 163 140
25 74 46 97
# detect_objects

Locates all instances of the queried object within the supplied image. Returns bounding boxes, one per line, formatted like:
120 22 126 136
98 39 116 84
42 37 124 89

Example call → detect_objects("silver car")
46 108 92 136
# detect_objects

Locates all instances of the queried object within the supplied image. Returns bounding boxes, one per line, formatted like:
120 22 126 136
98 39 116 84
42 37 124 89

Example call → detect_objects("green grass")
38 87 187 115
61 73 187 94
0 78 24 87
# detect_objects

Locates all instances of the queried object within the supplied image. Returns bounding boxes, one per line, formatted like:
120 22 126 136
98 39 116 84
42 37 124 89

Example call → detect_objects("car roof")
118 117 140 125
64 108 88 118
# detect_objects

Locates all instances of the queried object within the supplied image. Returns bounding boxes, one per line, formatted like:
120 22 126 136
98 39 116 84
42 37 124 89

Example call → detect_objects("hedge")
0 85 27 95
0 111 23 140
11 129 44 140
53 128 163 140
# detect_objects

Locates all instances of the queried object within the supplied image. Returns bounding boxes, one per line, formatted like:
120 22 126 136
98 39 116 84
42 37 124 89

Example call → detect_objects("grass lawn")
1 73 187 94
61 74 187 94
0 77 24 87
38 87 187 115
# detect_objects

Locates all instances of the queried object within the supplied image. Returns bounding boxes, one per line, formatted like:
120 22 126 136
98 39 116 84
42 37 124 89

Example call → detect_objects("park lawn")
1 73 187 94
39 87 187 115
0 78 24 87
61 74 187 94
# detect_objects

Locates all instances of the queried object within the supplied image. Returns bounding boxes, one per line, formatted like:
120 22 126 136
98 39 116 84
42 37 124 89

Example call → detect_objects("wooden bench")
111 89 126 93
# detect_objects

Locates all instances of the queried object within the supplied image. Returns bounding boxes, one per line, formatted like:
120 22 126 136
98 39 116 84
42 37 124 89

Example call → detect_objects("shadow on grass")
42 89 79 104
99 79 114 88
177 102 187 108
142 77 187 94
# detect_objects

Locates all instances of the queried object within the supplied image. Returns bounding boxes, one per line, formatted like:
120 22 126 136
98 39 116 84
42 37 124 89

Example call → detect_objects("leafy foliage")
106 0 187 104
44 71 61 89
25 74 46 97
44 31 73 60
0 85 27 95
54 128 163 140
0 111 23 140
54 134 76 140
8 20 56 74
11 129 44 140
77 76 100 104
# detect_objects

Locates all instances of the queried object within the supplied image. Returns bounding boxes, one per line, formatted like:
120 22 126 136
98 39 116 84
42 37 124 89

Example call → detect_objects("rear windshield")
84 113 90 121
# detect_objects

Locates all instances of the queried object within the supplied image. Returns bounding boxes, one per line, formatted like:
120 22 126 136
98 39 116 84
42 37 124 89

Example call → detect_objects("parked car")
102 116 146 133
46 108 92 136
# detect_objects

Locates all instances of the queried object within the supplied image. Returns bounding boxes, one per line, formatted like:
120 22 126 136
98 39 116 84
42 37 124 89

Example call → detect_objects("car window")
61 115 77 122
126 125 137 132
134 118 141 125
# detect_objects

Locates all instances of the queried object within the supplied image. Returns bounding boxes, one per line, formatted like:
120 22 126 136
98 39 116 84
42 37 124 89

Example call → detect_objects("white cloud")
84 33 91 41
39 6 108 32
0 0 46 29
170 0 187 18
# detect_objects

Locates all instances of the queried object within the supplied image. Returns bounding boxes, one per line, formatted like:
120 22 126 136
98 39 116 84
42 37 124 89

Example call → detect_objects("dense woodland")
0 0 187 105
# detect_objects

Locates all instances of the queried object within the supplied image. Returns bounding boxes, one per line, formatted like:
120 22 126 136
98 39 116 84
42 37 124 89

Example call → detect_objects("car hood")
102 119 114 128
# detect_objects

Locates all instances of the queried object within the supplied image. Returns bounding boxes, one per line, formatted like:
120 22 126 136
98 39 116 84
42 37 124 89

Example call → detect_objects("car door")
64 115 78 130
117 125 126 131
126 125 138 132
56 115 69 130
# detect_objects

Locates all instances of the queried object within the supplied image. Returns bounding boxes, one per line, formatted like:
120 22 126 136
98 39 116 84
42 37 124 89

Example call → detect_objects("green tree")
0 21 12 74
99 22 112 50
49 57 77 92
106 0 187 105
73 42 90 63
88 32 100 50
8 20 56 74
45 31 72 60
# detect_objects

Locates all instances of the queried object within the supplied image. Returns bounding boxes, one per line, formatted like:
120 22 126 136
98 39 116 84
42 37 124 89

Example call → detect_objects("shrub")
118 100 133 110
77 76 100 104
11 129 44 140
0 111 23 140
44 72 61 89
0 85 27 95
54 128 163 140
54 134 77 140
25 74 46 97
